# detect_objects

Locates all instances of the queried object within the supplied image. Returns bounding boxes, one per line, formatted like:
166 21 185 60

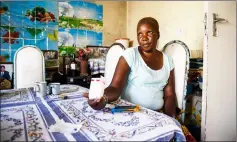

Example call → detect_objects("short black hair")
0 65 5 68
137 17 159 34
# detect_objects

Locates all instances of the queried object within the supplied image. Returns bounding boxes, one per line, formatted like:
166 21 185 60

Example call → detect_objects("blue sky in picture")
59 1 103 20
10 14 23 28
1 14 9 26
36 39 47 50
7 1 23 16
68 28 77 46
0 38 10 50
78 29 86 39
89 40 102 46
87 31 102 41
24 39 36 47
87 2 103 20
10 39 23 51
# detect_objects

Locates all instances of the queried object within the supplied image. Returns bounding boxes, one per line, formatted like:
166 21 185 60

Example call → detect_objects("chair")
162 40 190 123
104 43 126 87
14 45 45 89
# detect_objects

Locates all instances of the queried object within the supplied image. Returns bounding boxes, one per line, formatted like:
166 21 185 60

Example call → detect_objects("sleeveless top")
121 46 174 110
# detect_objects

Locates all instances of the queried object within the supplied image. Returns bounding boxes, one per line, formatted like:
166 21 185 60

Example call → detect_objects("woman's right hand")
83 93 106 110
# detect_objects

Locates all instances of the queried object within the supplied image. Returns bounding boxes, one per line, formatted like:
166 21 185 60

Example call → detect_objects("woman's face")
137 23 159 52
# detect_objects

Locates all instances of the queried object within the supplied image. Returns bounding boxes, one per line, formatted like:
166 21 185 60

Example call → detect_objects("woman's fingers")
88 99 100 105
83 93 89 98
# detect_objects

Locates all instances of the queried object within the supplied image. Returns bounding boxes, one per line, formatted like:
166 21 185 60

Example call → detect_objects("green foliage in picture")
59 16 103 31
26 28 44 37
58 46 76 56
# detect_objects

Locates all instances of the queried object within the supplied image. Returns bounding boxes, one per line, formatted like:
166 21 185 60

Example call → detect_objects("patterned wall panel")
0 1 103 62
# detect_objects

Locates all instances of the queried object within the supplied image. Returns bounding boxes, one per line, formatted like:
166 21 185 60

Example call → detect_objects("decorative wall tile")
0 50 11 62
45 1 58 30
10 50 17 62
87 31 102 41
87 30 96 41
23 16 36 28
10 38 23 51
77 29 87 39
35 28 47 40
1 14 9 26
0 38 10 50
8 1 23 16
9 14 23 28
24 39 36 46
0 26 9 37
36 38 47 50
1 1 103 63
58 28 73 47
0 1 9 15
47 29 58 50
23 27 35 39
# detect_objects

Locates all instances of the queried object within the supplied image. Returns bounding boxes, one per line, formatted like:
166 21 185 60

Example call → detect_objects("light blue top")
121 47 174 110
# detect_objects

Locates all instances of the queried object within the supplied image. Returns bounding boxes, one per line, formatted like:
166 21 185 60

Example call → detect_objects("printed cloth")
1 86 186 141
88 58 105 75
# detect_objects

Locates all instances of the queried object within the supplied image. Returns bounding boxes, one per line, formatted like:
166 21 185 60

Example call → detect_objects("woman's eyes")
138 31 154 37
147 31 153 36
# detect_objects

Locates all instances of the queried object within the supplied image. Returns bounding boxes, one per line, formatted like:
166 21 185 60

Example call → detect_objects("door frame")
201 1 208 141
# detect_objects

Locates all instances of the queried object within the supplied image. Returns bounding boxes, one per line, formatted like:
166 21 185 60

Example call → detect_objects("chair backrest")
104 43 125 87
163 40 190 110
14 45 45 88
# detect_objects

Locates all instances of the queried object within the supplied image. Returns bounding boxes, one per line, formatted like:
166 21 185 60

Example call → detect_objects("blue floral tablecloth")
0 86 186 141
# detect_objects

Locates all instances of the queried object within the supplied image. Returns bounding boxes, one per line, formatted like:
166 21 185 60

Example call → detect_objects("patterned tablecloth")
0 85 186 141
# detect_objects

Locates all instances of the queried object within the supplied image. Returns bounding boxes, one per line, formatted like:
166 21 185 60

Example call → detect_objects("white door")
201 1 236 141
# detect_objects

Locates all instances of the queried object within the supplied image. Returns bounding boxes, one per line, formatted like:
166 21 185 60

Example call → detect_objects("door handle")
213 13 228 37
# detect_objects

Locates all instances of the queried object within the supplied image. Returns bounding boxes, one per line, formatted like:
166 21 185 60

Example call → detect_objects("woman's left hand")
83 93 106 110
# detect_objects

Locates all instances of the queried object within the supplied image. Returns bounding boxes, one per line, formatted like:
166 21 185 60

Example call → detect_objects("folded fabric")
48 119 83 134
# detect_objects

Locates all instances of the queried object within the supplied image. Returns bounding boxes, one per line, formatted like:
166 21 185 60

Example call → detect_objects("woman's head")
137 17 160 52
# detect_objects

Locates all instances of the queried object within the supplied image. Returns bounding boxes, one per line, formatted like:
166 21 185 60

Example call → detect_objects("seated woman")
84 17 196 141
85 17 176 118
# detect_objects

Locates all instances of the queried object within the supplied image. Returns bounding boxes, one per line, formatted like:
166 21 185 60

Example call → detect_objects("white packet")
89 76 106 100
48 119 83 134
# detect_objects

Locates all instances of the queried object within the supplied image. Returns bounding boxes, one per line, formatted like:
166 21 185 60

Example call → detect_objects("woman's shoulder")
161 51 174 70
124 46 138 52
122 46 138 56
161 51 172 60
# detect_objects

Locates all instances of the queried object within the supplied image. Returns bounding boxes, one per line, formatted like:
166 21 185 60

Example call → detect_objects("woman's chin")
141 46 153 52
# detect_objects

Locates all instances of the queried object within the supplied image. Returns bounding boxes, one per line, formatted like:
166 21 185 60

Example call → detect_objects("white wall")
94 1 127 46
126 1 204 51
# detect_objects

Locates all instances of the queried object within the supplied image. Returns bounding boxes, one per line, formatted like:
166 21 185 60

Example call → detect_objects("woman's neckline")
137 47 164 71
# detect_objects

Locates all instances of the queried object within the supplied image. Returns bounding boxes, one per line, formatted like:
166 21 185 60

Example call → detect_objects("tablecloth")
0 86 186 141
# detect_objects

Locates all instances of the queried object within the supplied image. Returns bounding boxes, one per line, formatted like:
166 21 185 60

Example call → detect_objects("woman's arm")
163 69 177 117
86 56 130 110
105 56 130 102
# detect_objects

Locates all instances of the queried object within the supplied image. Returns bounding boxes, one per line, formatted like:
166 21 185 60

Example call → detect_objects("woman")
85 17 177 118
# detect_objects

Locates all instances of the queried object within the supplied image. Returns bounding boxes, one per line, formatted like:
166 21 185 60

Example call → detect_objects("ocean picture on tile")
58 1 103 32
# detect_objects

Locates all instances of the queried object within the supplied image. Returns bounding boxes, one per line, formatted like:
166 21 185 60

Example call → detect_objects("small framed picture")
42 50 58 60
86 45 110 58
0 62 14 90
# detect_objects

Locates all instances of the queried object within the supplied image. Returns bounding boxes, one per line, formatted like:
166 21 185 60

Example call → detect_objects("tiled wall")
0 1 103 62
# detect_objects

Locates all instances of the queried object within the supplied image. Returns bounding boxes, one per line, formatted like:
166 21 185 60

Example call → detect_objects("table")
1 85 186 141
